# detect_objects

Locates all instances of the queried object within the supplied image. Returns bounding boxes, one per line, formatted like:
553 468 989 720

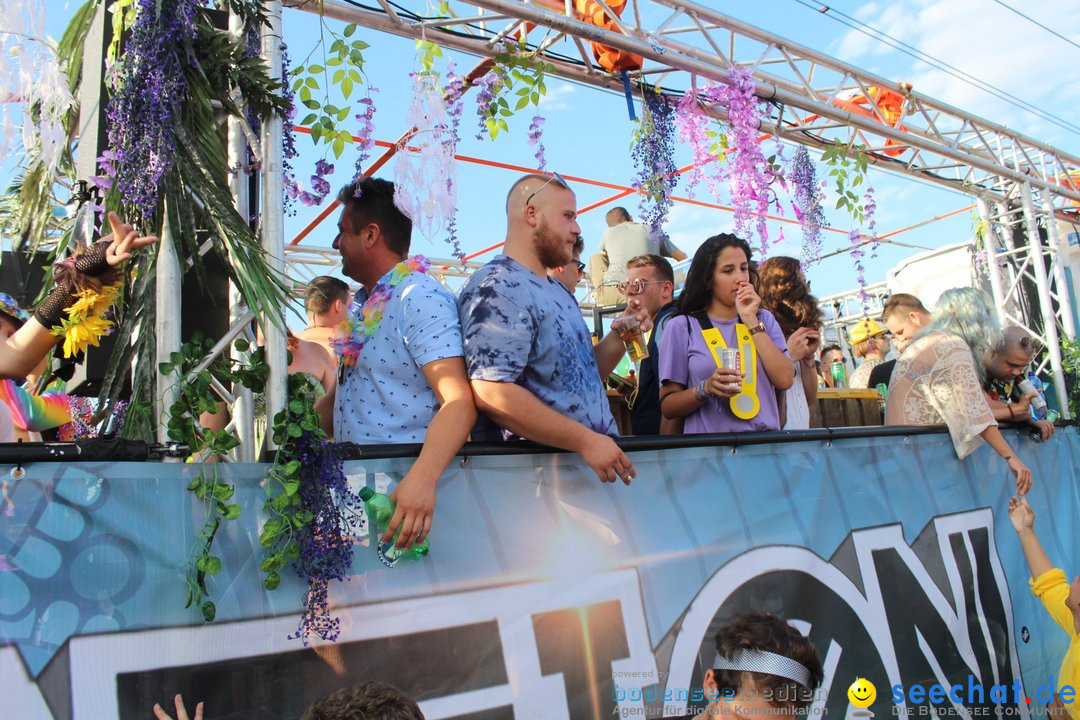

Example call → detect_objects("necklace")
331 255 430 369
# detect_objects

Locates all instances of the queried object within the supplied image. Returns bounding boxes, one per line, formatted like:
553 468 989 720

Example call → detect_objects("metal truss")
978 181 1075 417
289 0 1080 212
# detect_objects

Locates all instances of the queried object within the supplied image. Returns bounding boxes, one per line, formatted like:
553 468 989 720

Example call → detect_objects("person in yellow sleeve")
1008 495 1080 719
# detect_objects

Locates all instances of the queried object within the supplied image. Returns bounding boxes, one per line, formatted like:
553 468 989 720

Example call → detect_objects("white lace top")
884 331 996 458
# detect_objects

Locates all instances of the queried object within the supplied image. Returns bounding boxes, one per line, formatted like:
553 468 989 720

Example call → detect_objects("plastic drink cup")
619 316 649 362
830 361 847 388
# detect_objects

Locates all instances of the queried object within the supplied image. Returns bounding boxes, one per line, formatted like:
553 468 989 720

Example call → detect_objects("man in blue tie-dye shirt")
458 173 646 485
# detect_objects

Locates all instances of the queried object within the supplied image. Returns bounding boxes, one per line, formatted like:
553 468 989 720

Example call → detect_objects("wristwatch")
748 323 766 336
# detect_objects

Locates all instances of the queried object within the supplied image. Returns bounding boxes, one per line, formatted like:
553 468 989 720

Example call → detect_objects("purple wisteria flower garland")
631 88 679 242
674 88 719 200
473 71 498 141
788 146 826 266
442 66 467 260
286 429 365 645
354 87 379 177
706 68 785 254
528 115 547 171
282 47 300 215
104 0 197 222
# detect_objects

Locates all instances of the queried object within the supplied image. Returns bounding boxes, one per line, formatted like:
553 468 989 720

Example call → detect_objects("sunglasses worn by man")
617 278 667 296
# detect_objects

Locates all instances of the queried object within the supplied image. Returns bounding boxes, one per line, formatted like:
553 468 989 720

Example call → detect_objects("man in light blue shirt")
316 177 475 550
458 173 642 485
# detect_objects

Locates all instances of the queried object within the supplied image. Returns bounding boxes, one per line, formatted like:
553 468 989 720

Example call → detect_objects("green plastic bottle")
359 486 430 566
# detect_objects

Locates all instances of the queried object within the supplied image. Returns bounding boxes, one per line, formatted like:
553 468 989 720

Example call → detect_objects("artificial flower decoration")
331 256 430 367
54 282 123 358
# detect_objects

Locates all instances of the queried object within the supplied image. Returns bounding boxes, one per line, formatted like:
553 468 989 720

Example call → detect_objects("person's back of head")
710 611 824 712
306 276 351 319
881 293 930 324
755 256 822 337
338 178 412 257
302 682 424 720
605 206 632 227
925 287 1001 373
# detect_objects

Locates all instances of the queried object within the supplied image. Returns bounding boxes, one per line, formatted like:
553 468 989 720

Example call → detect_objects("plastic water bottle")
1017 376 1048 420
358 486 429 566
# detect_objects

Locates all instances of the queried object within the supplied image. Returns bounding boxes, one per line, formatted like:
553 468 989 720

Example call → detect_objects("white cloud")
539 83 577 112
831 0 1080 148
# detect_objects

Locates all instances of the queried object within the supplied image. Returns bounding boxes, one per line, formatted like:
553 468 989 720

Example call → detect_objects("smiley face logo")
848 678 877 708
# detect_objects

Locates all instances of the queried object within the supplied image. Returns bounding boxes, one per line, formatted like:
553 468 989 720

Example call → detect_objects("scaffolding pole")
228 8 256 462
154 206 182 444
1042 186 1077 341
260 0 287 451
977 197 1008 328
1019 182 1069 419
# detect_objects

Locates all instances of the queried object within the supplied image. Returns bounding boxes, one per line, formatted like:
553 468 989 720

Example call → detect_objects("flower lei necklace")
331 255 430 368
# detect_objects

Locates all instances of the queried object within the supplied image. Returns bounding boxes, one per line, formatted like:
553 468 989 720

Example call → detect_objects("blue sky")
19 0 1080 300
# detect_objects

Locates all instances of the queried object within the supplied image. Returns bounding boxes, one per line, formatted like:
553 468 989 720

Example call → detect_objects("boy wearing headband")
674 612 824 719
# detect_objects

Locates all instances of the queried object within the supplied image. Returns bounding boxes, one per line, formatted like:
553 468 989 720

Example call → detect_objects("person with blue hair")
885 286 1032 494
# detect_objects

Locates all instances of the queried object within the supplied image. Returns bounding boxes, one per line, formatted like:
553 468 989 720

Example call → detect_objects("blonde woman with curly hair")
885 286 1031 494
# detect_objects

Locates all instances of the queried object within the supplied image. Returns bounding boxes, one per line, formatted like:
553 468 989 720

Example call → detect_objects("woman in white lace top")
885 287 1032 494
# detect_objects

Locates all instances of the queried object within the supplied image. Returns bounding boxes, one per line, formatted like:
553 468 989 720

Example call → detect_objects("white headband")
713 649 812 688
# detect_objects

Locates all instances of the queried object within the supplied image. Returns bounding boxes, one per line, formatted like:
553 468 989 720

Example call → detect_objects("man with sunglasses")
548 235 586 296
620 254 678 434
458 173 643 485
983 326 1055 441
589 207 687 306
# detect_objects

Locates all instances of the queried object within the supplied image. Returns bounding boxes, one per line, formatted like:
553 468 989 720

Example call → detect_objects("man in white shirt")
588 207 686 306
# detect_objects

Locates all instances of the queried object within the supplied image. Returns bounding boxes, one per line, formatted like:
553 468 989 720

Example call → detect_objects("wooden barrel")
809 388 884 428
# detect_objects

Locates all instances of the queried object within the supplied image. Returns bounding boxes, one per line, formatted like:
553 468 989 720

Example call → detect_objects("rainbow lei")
53 282 123 358
331 255 430 368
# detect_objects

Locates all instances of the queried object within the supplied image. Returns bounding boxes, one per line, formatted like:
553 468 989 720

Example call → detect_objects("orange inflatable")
573 0 642 73
531 0 642 74
830 84 912 157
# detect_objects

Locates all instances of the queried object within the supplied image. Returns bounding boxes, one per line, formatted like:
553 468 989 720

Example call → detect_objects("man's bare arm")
384 357 476 548
471 379 634 484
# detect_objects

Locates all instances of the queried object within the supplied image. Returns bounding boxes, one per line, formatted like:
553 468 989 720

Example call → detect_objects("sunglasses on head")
525 171 569 206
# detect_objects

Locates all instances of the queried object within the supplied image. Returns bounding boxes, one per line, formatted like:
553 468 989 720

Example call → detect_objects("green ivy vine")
160 332 268 621
821 139 871 223
258 372 326 592
291 22 370 157
481 38 555 140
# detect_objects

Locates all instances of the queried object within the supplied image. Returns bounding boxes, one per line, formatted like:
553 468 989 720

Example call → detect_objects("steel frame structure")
197 0 1080 455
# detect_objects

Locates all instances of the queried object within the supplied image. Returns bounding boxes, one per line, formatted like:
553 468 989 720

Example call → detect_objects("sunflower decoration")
53 282 124 358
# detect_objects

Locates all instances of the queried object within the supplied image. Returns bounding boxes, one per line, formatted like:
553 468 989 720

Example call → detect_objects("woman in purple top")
658 234 795 434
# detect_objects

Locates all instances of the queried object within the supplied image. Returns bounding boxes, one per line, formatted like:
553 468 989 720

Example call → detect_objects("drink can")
719 348 740 372
875 382 889 399
830 361 846 388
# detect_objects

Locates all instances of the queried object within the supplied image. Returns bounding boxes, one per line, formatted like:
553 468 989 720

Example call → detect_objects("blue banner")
1 427 1077 719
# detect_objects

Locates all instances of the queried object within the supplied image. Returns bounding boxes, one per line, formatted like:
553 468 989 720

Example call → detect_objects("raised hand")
735 281 761 324
152 694 203 720
106 211 158 266
1007 495 1034 533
